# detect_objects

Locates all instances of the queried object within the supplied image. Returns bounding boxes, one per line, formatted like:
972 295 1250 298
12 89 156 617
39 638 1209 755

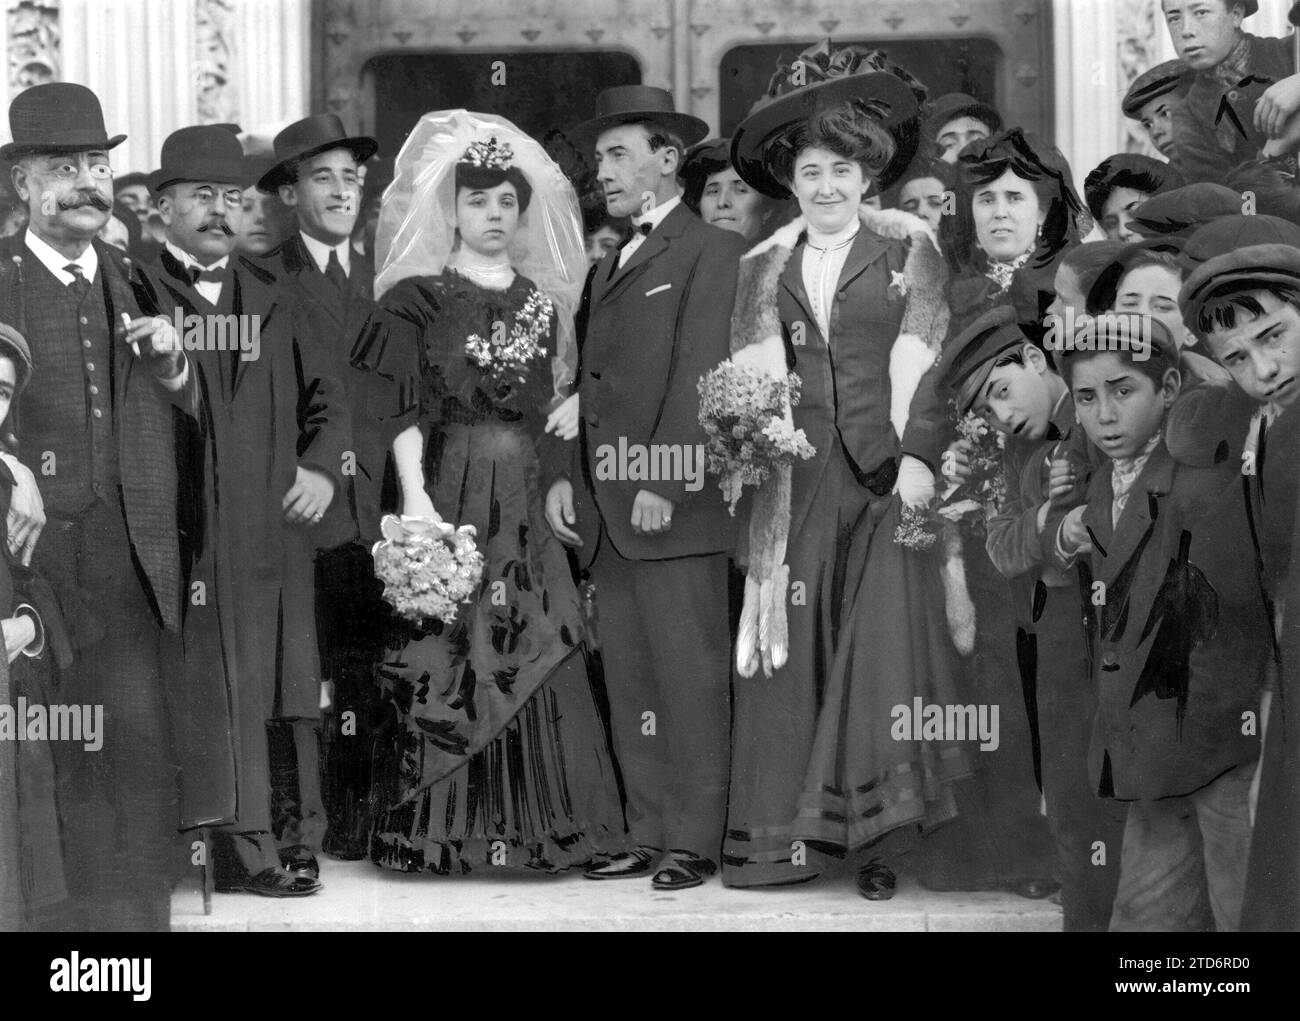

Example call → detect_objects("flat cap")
1121 60 1194 119
1130 183 1243 239
1180 243 1300 334
934 305 1030 412
1182 214 1300 267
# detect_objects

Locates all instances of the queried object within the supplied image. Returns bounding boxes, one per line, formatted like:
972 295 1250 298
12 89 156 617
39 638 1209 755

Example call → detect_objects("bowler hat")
258 114 378 192
731 40 921 199
568 85 709 154
2 82 125 161
934 305 1030 412
1121 60 1193 118
150 125 245 193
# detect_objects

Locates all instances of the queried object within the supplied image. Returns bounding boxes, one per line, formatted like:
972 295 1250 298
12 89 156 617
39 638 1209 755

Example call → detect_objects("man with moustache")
0 83 197 930
151 124 351 895
545 87 746 891
257 115 414 860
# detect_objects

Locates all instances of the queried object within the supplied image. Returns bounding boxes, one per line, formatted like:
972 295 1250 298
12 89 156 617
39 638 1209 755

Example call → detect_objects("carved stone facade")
195 0 236 124
1116 0 1164 155
7 0 59 95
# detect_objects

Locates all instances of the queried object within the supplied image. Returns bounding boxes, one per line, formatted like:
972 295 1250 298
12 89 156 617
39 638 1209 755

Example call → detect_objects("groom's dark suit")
552 201 745 863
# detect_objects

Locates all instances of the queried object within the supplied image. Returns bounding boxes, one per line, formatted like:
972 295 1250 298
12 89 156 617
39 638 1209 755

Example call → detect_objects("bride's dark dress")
369 269 626 873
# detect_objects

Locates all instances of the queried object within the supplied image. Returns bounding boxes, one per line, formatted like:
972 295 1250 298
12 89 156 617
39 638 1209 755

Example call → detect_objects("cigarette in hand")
121 313 139 357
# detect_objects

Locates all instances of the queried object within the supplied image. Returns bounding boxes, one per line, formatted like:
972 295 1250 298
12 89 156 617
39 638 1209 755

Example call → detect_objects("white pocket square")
645 283 672 297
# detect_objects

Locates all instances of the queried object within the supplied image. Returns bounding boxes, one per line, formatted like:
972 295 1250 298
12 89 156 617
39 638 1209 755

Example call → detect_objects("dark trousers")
1035 585 1128 932
590 539 731 859
311 541 388 858
42 497 177 931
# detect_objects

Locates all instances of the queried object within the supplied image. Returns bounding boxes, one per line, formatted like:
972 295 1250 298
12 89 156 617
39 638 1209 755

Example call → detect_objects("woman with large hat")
720 41 968 897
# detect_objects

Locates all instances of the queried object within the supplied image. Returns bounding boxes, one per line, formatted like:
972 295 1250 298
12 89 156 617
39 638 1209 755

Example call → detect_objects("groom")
546 86 747 890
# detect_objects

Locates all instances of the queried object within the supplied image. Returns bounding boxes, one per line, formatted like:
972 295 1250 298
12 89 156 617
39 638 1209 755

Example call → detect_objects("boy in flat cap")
1084 155 1185 243
1122 59 1194 158
1174 243 1300 930
1052 316 1267 931
927 92 1002 165
935 306 1125 931
1161 2 1300 200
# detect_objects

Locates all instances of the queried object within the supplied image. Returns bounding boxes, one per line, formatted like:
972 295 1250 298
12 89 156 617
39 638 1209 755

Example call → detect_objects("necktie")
615 222 653 271
325 248 348 291
188 265 224 286
64 263 91 300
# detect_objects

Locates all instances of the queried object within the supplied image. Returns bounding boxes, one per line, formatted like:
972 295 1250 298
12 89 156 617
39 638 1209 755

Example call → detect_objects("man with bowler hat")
0 82 197 930
150 124 352 896
257 114 415 860
544 86 746 891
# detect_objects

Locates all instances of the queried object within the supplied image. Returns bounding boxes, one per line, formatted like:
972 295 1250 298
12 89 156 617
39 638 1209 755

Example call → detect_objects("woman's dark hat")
150 125 245 193
3 82 126 161
258 114 378 192
0 322 33 394
731 40 921 199
567 85 709 154
926 92 1002 139
680 137 733 211
1083 153 1185 221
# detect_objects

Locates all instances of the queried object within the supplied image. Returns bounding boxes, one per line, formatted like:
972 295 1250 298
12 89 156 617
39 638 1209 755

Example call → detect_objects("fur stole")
728 206 951 677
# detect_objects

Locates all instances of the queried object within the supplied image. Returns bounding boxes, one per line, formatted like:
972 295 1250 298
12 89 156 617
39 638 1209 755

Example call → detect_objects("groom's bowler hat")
258 114 378 192
568 86 709 152
3 82 126 161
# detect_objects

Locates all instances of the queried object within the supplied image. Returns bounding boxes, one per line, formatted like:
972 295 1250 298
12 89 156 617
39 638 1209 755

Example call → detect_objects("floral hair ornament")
460 136 515 170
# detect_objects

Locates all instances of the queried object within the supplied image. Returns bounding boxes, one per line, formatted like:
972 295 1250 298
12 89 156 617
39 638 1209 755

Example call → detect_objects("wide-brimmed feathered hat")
731 40 923 199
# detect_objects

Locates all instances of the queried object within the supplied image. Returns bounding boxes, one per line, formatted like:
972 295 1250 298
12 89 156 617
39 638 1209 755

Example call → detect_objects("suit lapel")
599 203 691 305
833 228 891 297
1095 444 1174 585
777 239 820 344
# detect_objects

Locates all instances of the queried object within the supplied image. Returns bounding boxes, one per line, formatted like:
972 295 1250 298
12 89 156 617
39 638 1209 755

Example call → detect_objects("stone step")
172 859 1063 932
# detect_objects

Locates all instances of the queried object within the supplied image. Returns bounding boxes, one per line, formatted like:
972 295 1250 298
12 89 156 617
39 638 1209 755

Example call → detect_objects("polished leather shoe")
651 850 718 891
584 846 662 880
1008 877 1060 900
856 859 897 901
280 845 321 880
215 867 322 897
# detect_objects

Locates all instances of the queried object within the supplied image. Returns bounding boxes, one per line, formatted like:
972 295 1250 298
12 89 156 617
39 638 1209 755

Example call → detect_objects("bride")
367 111 625 874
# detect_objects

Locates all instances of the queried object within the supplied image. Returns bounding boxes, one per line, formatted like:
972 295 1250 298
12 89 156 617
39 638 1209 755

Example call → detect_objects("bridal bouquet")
698 361 815 515
464 287 553 386
372 514 485 625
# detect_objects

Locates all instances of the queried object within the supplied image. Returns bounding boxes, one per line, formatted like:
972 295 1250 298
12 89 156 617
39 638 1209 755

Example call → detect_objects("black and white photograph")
0 0 1295 974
